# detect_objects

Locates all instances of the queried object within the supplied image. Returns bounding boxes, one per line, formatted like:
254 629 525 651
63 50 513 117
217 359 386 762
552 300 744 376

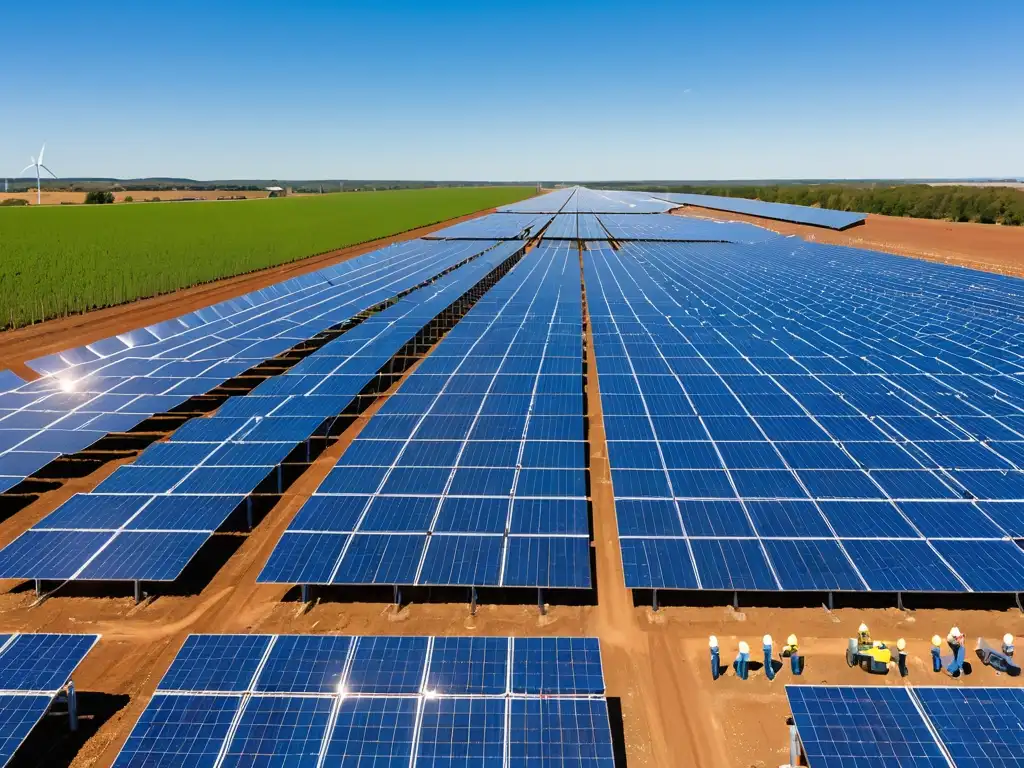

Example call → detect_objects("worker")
1003 633 1015 657
782 634 801 675
710 636 721 681
734 641 750 680
858 623 871 647
763 635 775 681
931 635 943 672
896 638 908 677
946 627 966 677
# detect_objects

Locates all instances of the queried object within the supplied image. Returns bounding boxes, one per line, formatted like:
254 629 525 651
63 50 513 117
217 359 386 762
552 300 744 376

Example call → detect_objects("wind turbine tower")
21 144 57 205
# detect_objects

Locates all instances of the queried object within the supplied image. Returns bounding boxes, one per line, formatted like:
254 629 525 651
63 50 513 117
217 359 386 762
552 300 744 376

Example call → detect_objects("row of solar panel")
0 242 527 584
260 241 592 589
585 240 1024 593
789 685 1024 768
0 240 507 494
654 191 867 230
0 633 99 767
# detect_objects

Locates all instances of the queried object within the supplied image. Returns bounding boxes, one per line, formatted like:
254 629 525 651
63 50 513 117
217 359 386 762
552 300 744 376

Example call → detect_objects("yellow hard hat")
762 634 773 646
787 634 798 646
932 635 942 647
858 623 869 633
897 638 906 651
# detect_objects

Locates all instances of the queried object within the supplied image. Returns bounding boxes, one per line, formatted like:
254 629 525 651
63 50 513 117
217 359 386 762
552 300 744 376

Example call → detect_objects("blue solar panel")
222 695 334 767
417 698 506 765
346 636 428 694
113 693 242 768
511 638 605 695
656 192 867 229
915 687 1024 767
323 697 417 765
509 698 615 767
787 686 948 767
0 695 57 767
253 635 352 694
159 635 272 693
426 637 508 695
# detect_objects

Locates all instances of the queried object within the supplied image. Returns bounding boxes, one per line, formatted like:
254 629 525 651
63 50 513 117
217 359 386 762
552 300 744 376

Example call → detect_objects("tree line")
618 183 1024 226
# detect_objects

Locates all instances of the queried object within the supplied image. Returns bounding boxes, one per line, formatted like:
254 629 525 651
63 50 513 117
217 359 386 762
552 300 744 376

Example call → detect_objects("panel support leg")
897 591 904 612
1016 592 1023 615
393 585 402 613
652 588 659 612
246 498 254 531
470 587 478 617
828 592 834 611
788 724 799 768
133 580 142 605
66 680 77 731
301 584 311 604
538 588 546 616
733 591 739 610
34 579 42 598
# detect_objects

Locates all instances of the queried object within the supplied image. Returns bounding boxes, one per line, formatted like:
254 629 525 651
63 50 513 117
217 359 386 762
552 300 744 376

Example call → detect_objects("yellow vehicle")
845 625 895 674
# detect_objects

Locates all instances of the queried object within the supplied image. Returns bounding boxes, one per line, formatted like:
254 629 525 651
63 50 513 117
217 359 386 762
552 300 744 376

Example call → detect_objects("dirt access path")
675 206 1024 277
0 206 497 379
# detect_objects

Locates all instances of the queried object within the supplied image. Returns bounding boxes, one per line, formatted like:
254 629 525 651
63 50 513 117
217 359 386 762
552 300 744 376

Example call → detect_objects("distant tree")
123 195 134 203
0 198 29 206
84 190 115 205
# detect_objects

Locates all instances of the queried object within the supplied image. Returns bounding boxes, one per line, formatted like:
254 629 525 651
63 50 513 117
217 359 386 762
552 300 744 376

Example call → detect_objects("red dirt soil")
0 217 1021 767
675 205 1024 276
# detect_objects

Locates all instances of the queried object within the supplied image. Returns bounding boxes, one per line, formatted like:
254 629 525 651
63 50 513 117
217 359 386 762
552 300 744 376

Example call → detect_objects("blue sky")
3 1 1022 180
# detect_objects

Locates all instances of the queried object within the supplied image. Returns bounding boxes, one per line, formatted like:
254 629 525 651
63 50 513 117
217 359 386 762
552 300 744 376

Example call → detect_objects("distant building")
266 186 286 198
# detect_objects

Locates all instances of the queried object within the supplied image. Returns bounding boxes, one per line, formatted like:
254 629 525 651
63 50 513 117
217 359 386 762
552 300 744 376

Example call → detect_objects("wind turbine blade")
38 144 45 165
20 164 34 175
40 164 57 179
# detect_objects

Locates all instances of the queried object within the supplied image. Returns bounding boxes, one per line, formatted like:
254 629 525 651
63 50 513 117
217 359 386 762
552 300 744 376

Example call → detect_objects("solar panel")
425 212 554 240
587 239 1024 596
598 213 773 243
114 634 614 768
260 241 592 592
0 633 99 767
1 239 512 494
655 192 868 230
0 241 527 587
789 685 1024 768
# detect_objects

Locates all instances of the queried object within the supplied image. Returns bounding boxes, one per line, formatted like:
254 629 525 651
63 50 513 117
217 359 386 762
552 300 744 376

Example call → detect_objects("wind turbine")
21 144 56 205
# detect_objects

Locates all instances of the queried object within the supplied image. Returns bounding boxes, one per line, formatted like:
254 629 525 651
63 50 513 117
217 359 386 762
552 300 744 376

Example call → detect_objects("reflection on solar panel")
598 213 774 242
587 240 1024 595
0 241 526 587
570 188 677 214
498 187 576 213
0 240 509 494
656 192 867 230
0 633 99 767
425 212 554 240
260 241 591 592
114 634 615 768
789 685 1024 768
542 213 607 240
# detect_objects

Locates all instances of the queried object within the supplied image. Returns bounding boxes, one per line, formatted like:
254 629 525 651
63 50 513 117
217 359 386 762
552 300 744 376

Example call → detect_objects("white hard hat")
897 638 906 651
762 634 773 646
950 626 962 638
787 634 798 646
931 635 942 647
858 623 868 633
709 635 719 648
738 641 750 654
872 640 882 648
1004 633 1014 645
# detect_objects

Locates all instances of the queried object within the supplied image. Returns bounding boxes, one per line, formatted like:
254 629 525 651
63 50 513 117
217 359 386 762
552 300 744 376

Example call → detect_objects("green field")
0 186 534 329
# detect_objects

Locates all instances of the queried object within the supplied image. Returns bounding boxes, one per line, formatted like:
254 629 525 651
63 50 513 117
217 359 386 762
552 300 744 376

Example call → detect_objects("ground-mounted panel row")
586 241 1024 600
260 241 592 598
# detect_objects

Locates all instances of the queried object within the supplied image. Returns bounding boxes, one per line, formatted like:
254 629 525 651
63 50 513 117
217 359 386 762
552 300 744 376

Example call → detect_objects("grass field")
0 186 533 329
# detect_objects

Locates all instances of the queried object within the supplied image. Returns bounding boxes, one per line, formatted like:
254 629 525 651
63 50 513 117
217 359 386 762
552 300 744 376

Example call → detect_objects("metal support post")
301 584 311 604
538 588 546 616
67 681 77 731
652 588 659 612
246 498 254 530
134 580 142 604
470 587 478 616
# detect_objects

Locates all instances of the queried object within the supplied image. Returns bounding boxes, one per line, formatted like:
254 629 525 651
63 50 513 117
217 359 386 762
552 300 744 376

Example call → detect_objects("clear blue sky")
3 1 1021 181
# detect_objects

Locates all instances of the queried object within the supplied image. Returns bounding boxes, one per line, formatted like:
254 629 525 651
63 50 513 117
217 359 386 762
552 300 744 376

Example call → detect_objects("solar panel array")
114 634 614 767
656 191 867 230
598 213 774 243
425 212 554 240
0 373 23 395
260 241 590 590
587 239 1024 594
0 241 526 584
543 213 608 240
0 240 506 495
498 187 576 213
569 188 677 214
788 685 1024 768
0 633 99 767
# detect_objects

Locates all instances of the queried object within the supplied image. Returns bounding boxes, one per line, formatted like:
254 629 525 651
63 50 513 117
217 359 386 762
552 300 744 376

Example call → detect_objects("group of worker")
711 624 1018 681
709 634 802 681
